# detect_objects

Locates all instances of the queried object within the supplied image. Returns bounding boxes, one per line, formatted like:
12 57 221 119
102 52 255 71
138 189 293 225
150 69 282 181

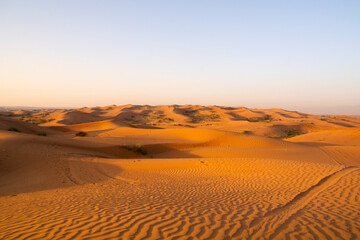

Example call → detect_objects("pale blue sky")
1 1 359 114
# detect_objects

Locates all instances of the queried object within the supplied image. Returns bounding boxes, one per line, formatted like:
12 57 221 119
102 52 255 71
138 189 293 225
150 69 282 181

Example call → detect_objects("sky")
1 0 359 114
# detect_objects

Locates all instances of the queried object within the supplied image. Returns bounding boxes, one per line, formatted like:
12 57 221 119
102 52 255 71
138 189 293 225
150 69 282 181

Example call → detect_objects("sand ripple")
1 158 358 239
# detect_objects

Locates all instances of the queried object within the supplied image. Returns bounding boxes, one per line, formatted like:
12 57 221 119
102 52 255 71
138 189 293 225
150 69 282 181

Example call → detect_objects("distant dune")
0 105 359 239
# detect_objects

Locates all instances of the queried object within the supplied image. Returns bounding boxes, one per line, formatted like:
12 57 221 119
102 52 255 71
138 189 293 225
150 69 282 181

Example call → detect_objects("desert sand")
0 105 359 239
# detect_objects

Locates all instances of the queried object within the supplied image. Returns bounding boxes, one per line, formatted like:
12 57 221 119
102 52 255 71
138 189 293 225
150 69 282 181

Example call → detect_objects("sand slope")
0 105 359 239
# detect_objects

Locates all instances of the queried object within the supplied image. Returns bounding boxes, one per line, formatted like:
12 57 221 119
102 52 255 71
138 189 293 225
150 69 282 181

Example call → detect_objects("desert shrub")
263 115 272 121
282 129 299 138
8 127 20 132
37 132 47 136
243 130 252 134
249 115 272 122
75 131 87 137
320 118 327 121
47 118 55 122
190 113 220 123
134 144 147 155
120 144 147 155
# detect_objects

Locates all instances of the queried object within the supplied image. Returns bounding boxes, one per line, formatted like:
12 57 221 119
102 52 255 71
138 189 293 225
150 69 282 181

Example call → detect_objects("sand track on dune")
268 167 360 239
249 166 359 239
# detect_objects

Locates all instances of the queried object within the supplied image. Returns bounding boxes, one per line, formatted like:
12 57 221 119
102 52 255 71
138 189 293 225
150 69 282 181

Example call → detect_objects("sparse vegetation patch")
120 144 147 155
75 131 87 137
263 115 272 121
8 127 20 132
282 129 300 138
123 112 174 126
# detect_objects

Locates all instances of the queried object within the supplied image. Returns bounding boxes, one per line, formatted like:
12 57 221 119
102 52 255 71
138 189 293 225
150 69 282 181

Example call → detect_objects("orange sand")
0 105 359 239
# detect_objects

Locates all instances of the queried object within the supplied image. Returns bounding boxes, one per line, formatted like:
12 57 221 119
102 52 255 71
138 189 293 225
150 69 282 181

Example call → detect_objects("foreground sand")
0 105 359 239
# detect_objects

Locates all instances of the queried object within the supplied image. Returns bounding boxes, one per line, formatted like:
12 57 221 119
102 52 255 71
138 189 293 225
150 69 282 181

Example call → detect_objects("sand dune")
0 105 359 239
0 116 50 134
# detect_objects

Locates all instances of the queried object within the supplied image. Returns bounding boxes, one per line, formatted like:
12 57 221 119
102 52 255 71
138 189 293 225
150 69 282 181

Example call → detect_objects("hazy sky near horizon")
1 1 360 113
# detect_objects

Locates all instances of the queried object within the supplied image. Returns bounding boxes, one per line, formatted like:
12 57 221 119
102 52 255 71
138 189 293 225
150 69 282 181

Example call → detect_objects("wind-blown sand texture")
0 105 359 239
